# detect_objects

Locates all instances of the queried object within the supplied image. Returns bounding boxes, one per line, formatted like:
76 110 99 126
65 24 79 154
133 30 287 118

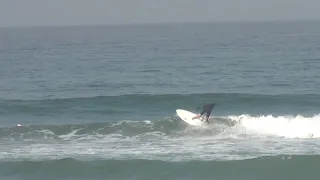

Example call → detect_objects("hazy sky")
0 0 319 27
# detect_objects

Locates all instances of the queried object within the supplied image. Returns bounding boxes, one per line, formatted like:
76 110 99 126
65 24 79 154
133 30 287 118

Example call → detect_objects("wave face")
1 93 320 126
1 155 320 180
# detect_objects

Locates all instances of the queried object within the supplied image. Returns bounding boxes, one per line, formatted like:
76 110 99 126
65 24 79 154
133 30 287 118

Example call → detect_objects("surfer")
192 103 215 124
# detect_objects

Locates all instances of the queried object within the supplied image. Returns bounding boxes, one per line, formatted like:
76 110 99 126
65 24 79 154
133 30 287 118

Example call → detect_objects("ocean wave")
2 92 320 101
2 113 320 139
1 114 320 163
1 93 320 125
0 118 181 140
228 114 320 138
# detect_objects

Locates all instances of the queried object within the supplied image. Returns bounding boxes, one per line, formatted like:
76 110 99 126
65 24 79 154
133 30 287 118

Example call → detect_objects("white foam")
2 115 320 162
228 114 320 138
59 129 82 140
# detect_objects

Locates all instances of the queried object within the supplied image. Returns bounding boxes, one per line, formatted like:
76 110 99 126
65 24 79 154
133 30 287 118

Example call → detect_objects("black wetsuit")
198 103 215 122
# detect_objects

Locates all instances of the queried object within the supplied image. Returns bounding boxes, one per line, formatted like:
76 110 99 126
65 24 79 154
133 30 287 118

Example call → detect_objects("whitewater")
1 114 320 162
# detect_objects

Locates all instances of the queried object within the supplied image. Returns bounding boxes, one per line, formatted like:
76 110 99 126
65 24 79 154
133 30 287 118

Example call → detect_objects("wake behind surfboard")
176 109 205 126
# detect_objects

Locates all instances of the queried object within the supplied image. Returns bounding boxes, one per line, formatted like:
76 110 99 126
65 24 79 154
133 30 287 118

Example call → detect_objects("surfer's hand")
192 115 200 120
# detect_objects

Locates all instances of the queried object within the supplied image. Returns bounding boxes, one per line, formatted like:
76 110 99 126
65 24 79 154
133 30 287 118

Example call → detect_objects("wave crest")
229 114 320 138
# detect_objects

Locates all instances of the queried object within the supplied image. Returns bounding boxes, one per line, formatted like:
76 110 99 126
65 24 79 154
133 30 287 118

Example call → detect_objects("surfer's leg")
205 111 212 124
205 115 210 124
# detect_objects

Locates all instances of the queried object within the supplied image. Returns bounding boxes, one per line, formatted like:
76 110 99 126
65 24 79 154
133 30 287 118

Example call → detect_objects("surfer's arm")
193 108 206 120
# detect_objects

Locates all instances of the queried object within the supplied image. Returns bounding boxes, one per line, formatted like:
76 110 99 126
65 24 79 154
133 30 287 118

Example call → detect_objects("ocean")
1 21 320 180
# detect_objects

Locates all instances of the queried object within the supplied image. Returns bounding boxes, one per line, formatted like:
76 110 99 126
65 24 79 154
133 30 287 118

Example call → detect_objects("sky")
0 0 320 27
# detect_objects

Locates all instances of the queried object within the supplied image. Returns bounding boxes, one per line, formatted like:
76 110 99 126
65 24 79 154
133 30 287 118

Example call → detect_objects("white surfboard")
176 109 205 126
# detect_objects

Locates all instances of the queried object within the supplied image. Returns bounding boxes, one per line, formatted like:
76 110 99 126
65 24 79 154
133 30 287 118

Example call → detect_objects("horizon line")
1 18 320 29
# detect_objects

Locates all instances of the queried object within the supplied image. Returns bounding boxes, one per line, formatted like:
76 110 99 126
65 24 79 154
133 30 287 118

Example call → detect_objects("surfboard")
176 109 205 126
